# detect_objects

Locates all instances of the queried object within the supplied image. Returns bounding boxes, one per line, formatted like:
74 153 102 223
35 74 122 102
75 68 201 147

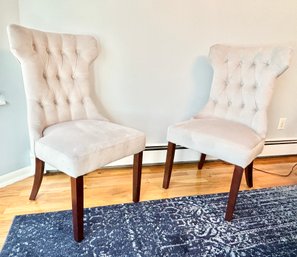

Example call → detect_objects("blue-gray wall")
0 0 30 175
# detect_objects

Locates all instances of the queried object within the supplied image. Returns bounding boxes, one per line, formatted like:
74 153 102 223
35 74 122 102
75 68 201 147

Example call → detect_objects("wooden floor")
1 156 297 249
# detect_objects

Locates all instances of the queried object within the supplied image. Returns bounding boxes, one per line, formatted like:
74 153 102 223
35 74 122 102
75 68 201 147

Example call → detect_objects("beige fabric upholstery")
35 120 145 177
168 118 264 168
8 24 145 177
168 45 292 168
195 45 291 137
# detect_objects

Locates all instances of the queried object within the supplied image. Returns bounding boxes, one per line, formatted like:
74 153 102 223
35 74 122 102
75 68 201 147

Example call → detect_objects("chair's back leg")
163 142 176 189
133 151 143 203
244 161 253 188
71 176 84 242
29 158 45 200
225 165 244 221
198 153 206 170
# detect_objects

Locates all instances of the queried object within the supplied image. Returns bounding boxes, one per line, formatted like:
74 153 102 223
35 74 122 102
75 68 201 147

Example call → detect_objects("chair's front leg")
133 151 143 203
198 153 206 170
225 165 244 221
71 176 84 242
245 161 253 188
29 158 45 200
162 142 176 189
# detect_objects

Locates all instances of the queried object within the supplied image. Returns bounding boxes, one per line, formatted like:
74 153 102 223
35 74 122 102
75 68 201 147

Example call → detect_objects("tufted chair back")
7 24 105 150
197 45 292 138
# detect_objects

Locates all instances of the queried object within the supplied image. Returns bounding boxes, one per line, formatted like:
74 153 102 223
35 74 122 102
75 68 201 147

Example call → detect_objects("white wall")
19 0 297 141
1 0 297 175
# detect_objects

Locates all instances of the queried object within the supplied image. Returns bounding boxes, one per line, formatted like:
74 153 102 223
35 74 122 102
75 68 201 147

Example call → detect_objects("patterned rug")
1 185 297 257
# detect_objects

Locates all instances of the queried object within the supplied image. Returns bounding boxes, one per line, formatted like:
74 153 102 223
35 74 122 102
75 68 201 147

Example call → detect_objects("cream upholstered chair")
7 24 146 241
163 44 292 221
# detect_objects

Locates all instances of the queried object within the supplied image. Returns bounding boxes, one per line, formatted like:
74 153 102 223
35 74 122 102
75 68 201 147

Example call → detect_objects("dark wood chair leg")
225 165 244 221
198 153 206 170
133 151 143 203
29 158 45 200
71 176 84 242
162 142 176 189
245 161 253 188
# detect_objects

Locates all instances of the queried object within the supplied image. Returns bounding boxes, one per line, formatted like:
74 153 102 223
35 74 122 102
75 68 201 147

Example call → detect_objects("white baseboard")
108 139 297 166
0 166 33 188
1 139 297 188
260 141 297 157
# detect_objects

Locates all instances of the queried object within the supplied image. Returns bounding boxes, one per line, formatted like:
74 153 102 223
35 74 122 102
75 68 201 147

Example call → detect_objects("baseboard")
108 139 297 166
0 166 33 188
1 139 296 188
260 139 297 157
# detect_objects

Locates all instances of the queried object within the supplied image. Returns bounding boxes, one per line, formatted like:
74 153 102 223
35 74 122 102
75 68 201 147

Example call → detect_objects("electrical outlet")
277 118 287 130
0 94 6 106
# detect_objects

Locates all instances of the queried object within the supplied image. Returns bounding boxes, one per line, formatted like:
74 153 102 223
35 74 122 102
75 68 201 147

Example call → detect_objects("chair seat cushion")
167 118 265 168
35 120 145 177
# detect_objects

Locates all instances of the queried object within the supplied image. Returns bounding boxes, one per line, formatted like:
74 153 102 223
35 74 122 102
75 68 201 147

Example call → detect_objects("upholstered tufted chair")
7 24 146 241
163 44 292 221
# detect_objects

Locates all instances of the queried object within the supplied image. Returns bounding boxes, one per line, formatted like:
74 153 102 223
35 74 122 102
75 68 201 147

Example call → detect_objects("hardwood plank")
0 156 297 248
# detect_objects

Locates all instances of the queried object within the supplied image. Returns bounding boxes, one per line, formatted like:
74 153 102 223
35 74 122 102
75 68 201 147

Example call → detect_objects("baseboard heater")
144 139 297 151
264 139 297 145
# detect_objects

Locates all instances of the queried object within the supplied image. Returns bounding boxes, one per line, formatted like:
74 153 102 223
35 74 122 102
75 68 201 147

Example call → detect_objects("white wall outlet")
0 94 7 106
277 117 287 130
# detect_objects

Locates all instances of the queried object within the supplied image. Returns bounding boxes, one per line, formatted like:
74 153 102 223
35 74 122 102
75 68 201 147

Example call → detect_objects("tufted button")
254 107 259 112
253 83 258 89
228 101 232 106
71 74 75 80
224 79 229 86
66 98 70 104
213 99 218 105
46 48 50 54
224 58 229 63
32 43 36 51
241 103 245 108
39 102 43 108
53 99 58 105
43 73 47 80
264 61 270 66
240 81 244 87
75 49 79 55
251 62 256 67
56 74 60 80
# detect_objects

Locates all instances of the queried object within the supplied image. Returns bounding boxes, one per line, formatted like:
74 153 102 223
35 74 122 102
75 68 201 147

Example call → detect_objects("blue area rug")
1 185 297 257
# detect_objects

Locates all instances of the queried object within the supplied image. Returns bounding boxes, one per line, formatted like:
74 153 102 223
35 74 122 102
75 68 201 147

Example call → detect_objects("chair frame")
163 142 253 221
30 152 143 241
